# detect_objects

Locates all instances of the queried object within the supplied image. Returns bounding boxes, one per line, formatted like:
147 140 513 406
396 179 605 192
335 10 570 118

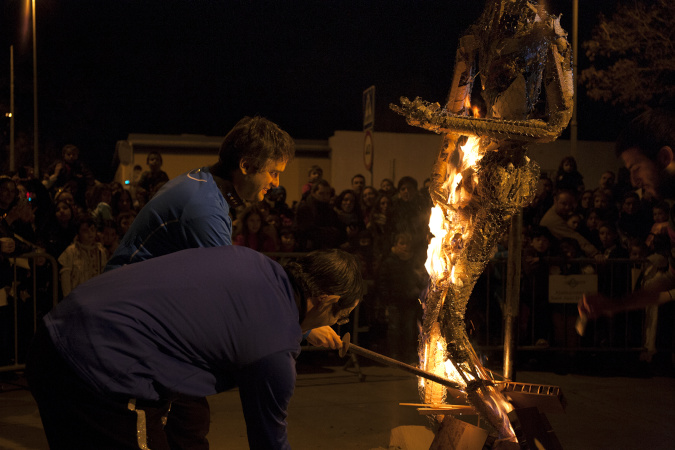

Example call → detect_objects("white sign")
548 274 597 304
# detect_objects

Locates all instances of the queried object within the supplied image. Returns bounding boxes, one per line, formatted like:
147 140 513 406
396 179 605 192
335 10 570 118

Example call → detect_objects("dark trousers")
26 324 209 449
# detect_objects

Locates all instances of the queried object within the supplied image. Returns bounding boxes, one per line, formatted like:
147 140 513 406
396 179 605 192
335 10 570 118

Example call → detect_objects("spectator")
379 178 396 198
520 226 554 346
233 205 277 253
97 220 119 261
566 213 582 233
360 185 378 226
554 156 584 193
375 232 426 361
523 176 554 228
577 189 594 218
540 189 602 260
278 226 298 253
645 201 670 254
579 208 603 250
86 183 114 230
0 176 38 246
42 144 96 209
116 211 137 237
57 214 107 298
265 185 294 225
592 188 618 224
598 170 616 192
43 200 78 261
301 165 323 199
368 194 395 267
138 151 170 200
390 176 429 263
351 174 366 199
111 188 135 218
334 189 363 247
295 180 343 251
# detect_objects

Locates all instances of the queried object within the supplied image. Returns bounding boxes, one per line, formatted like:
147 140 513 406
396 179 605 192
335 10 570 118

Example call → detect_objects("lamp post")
571 0 578 158
32 0 39 176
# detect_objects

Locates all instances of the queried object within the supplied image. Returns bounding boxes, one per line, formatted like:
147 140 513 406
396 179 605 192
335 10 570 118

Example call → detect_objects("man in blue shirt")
107 116 294 270
27 246 363 450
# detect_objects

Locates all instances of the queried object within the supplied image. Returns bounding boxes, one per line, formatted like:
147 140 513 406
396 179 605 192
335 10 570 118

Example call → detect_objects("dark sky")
2 0 623 179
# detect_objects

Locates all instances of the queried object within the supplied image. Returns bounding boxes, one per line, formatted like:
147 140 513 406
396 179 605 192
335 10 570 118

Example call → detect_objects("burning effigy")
390 0 573 444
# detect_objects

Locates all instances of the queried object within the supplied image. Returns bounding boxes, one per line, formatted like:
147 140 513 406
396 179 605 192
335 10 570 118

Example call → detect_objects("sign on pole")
363 130 373 172
363 85 375 131
363 86 375 174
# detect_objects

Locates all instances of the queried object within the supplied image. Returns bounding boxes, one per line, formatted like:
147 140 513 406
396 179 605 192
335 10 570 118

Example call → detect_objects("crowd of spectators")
1 147 670 366
518 156 671 354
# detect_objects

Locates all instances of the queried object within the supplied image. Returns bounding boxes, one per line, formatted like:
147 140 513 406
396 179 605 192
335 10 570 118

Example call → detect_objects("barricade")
470 257 674 355
0 252 59 372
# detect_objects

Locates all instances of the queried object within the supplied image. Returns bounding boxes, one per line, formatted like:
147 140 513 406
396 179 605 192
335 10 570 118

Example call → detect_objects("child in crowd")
43 144 95 208
375 232 427 361
233 205 277 253
554 156 584 193
138 151 170 200
379 178 396 197
646 201 670 254
301 165 323 199
278 227 297 253
566 213 582 232
520 226 554 346
97 220 119 261
58 214 108 297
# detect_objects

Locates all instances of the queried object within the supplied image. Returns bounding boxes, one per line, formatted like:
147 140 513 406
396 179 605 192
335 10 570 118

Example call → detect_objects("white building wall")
329 130 622 195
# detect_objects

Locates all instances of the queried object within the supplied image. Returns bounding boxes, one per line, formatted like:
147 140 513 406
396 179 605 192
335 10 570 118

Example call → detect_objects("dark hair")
75 213 96 229
61 144 79 158
311 179 331 193
529 226 553 242
557 156 577 172
397 176 418 191
217 116 295 172
351 174 366 183
335 189 360 213
653 200 670 215
146 151 163 165
308 165 323 177
283 249 364 314
616 108 675 159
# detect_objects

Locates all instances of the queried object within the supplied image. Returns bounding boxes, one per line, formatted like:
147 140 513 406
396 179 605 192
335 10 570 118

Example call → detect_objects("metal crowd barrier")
0 252 59 372
471 257 673 355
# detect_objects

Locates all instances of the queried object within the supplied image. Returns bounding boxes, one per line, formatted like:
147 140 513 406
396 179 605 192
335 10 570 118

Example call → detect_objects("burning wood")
390 0 573 443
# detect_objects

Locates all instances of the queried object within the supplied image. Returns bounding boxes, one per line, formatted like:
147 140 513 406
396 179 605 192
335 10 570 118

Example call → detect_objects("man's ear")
239 159 252 175
658 146 674 168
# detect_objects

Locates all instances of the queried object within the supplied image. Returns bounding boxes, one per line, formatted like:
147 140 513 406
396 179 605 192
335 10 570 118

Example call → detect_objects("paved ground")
1 350 674 450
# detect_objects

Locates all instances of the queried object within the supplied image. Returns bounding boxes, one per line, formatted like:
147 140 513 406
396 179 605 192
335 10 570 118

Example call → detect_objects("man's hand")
306 326 342 349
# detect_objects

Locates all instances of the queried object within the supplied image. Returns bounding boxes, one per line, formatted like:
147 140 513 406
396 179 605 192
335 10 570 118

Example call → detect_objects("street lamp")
32 0 39 176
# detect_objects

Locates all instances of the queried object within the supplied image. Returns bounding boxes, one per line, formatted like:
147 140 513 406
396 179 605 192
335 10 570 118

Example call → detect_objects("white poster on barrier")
548 274 598 303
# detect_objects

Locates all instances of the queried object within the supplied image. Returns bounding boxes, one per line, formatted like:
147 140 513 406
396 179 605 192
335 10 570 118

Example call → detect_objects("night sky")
2 0 623 179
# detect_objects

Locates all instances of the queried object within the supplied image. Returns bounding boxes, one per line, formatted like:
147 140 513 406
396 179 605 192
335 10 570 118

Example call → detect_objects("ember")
390 0 574 443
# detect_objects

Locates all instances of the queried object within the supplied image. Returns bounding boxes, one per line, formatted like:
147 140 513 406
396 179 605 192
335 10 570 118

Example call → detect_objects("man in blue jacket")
27 246 363 450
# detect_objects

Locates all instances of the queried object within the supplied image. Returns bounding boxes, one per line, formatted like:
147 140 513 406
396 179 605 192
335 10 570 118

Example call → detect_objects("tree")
580 0 675 113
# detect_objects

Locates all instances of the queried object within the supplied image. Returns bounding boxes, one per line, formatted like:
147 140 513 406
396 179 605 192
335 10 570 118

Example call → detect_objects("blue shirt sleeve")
234 350 296 450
